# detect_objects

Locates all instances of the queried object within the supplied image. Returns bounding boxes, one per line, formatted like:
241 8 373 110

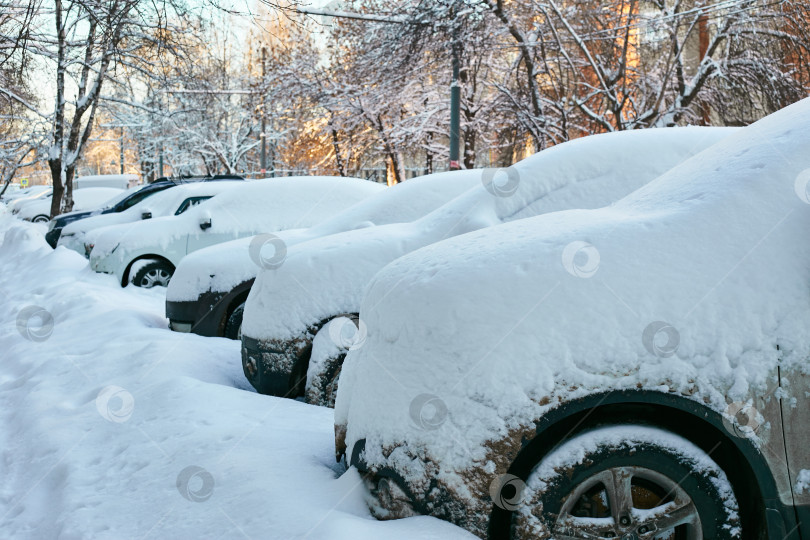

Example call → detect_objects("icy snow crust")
167 170 482 301
243 126 736 342
336 99 810 509
0 211 474 539
58 181 244 254
89 176 382 274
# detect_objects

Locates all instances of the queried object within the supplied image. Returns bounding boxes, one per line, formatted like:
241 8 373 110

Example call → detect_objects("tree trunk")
330 125 346 176
48 160 63 217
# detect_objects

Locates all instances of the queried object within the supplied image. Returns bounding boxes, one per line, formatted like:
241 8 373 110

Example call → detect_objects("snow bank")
0 215 473 539
244 126 736 342
167 170 481 302
336 99 810 493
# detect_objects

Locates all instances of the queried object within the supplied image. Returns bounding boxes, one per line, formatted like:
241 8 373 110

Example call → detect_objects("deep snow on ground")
0 210 473 539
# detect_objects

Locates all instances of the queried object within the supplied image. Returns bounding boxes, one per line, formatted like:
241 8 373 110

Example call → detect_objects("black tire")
32 214 50 223
224 302 245 340
131 260 173 288
507 426 740 540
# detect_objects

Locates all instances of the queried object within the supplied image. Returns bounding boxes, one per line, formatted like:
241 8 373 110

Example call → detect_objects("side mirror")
199 216 212 231
141 209 152 220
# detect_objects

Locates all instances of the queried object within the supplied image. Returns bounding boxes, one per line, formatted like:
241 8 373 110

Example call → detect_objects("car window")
175 196 212 215
119 185 170 211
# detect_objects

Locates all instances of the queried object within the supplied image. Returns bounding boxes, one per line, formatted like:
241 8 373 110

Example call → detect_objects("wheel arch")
122 254 175 287
292 312 361 397
219 280 255 336
487 390 798 540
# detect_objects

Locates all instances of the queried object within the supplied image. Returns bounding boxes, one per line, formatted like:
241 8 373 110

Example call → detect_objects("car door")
183 206 245 256
779 356 810 510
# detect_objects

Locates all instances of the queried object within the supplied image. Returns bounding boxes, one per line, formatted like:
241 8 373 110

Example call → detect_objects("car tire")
224 302 245 340
508 426 741 540
131 260 173 288
32 214 50 223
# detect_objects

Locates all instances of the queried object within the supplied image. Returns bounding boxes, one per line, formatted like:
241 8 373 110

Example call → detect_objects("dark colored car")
45 175 245 248
166 278 253 339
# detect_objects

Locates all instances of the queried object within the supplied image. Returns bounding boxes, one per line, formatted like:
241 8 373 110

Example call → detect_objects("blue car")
45 175 244 248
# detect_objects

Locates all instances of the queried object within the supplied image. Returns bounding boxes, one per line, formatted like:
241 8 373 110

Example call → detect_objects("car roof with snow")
335 98 810 486
89 176 383 258
242 126 737 342
166 169 484 301
60 180 246 238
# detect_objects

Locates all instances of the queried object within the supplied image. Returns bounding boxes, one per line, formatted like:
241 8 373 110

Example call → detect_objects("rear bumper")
165 279 254 338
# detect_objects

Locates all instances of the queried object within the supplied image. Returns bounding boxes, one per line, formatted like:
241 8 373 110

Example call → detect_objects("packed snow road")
0 211 473 539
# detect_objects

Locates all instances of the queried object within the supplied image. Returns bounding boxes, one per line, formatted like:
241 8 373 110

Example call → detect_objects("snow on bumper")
90 252 118 275
240 333 313 397
57 232 88 256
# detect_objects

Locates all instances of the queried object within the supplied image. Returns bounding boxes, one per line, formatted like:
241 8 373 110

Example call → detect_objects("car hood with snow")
166 170 485 303
334 99 810 537
88 176 382 285
240 126 737 399
58 181 244 256
16 187 124 222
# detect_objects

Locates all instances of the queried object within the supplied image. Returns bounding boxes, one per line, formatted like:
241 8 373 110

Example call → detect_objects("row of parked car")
9 100 810 539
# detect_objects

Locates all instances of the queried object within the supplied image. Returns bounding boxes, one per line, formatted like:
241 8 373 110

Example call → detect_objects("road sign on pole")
20 178 28 188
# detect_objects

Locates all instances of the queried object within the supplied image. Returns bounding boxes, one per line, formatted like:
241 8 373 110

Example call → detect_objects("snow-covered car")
333 100 810 539
0 183 22 201
73 173 140 190
57 180 246 256
164 170 484 339
46 182 173 248
89 176 383 288
8 187 52 214
3 184 49 202
15 187 124 223
241 126 736 404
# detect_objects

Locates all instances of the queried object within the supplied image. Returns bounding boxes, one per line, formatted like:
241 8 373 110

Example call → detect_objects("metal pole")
119 127 124 174
449 37 461 171
159 94 164 177
260 47 267 176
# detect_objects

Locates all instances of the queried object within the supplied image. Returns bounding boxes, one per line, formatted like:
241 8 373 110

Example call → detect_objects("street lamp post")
260 47 267 176
449 36 461 171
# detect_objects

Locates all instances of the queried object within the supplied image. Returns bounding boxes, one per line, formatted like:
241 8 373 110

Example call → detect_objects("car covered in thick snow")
15 187 124 223
8 187 53 214
45 175 246 248
240 126 736 404
88 176 383 288
1 184 45 203
46 184 162 248
73 173 140 190
333 100 810 539
164 170 484 339
57 180 246 257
